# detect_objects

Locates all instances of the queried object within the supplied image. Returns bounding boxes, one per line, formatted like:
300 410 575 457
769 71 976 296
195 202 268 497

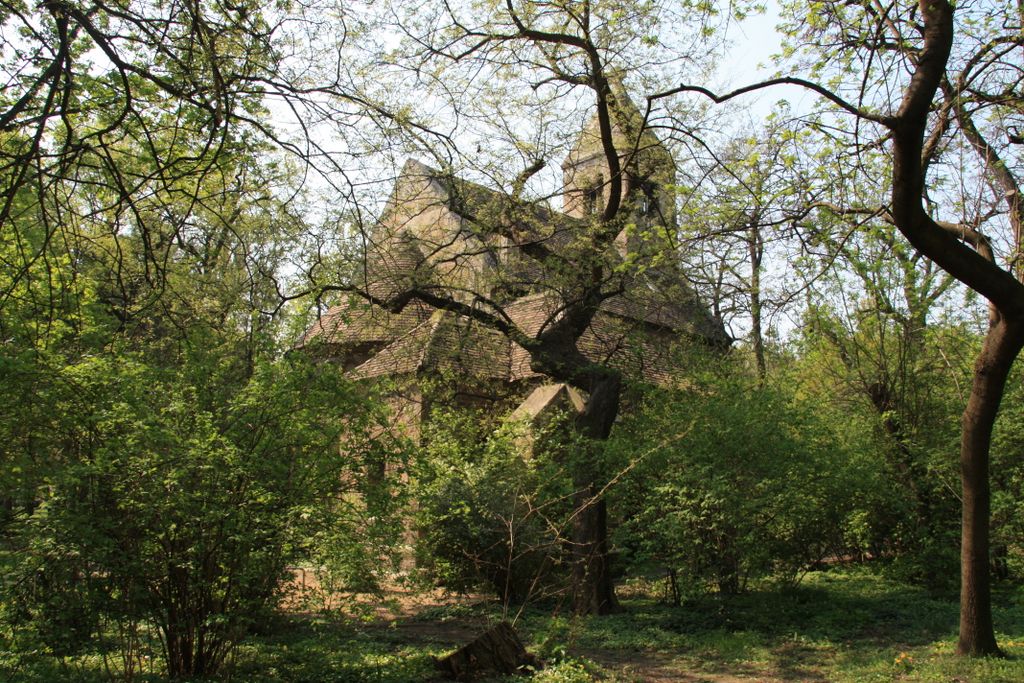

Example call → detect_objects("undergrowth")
4 568 1024 682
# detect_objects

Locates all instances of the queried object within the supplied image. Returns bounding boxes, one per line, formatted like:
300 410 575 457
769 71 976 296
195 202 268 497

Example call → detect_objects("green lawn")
5 568 1024 682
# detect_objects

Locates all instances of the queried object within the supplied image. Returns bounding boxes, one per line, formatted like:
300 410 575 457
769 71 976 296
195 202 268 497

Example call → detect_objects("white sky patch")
713 2 817 120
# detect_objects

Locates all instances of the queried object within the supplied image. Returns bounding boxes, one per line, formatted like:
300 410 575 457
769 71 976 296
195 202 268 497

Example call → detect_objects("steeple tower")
561 86 678 260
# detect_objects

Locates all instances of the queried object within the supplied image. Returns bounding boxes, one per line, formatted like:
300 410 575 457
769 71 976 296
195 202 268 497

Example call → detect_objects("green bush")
411 409 576 605
793 315 986 591
1 350 396 679
609 357 878 597
991 361 1024 580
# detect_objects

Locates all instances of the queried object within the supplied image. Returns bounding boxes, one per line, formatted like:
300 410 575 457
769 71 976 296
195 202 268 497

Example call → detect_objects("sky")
711 2 817 119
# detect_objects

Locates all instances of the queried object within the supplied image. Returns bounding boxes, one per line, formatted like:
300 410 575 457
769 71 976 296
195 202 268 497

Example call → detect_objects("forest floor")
230 567 1024 682
6 568 1024 681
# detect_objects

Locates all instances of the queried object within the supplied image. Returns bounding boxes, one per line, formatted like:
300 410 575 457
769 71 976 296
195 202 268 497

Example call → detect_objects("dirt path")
577 649 761 682
282 570 822 682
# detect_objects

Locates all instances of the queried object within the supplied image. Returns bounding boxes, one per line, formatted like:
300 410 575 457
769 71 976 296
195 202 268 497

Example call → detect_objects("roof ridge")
397 158 582 228
416 309 450 370
346 309 441 378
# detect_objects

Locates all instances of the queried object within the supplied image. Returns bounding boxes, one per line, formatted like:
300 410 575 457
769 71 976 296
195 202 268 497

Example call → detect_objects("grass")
4 568 1024 681
515 568 1024 682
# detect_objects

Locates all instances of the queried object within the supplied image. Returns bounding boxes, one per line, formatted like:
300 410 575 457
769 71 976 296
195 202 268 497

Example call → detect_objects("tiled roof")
576 316 679 386
349 310 513 381
361 232 432 301
299 149 727 388
348 313 441 379
402 159 582 254
343 304 682 387
308 283 721 386
600 277 730 345
296 299 433 349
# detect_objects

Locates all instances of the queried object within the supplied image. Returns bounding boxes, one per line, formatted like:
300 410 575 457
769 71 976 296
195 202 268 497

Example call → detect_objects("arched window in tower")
584 175 603 215
638 180 660 220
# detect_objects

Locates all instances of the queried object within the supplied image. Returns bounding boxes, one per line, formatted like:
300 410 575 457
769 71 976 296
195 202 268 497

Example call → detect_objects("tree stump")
435 621 539 680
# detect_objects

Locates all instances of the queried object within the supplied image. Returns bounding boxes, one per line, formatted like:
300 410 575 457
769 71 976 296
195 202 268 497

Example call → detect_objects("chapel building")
299 93 728 435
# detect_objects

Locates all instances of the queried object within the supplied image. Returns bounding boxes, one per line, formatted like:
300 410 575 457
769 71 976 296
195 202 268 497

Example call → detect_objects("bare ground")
281 569 827 682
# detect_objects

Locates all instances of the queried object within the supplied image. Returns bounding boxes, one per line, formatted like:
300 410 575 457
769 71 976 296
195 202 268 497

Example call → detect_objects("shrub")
410 409 576 605
609 358 878 597
1 351 395 679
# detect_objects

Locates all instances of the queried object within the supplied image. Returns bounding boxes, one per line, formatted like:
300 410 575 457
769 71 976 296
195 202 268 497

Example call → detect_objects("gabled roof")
382 158 580 255
508 383 586 422
600 278 729 344
349 310 513 381
338 284 715 387
360 232 432 301
505 293 707 386
295 299 433 350
299 93 727 387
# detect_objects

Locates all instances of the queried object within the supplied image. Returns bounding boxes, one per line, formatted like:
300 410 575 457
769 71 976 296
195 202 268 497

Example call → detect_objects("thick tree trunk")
957 316 1024 656
883 0 1024 655
571 487 617 614
571 373 622 615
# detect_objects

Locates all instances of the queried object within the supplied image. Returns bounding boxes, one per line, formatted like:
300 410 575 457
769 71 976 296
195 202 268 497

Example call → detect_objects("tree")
411 407 579 608
667 0 1024 655
3 347 393 679
788 142 966 583
676 113 814 378
799 283 970 586
0 9 408 668
0 125 405 677
0 0 378 325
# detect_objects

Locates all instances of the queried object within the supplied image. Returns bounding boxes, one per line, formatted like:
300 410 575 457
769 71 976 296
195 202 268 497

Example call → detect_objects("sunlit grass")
4 568 1024 681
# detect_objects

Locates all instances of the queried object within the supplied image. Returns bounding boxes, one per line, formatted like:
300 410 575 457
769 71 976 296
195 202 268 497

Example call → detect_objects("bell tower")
561 87 678 261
